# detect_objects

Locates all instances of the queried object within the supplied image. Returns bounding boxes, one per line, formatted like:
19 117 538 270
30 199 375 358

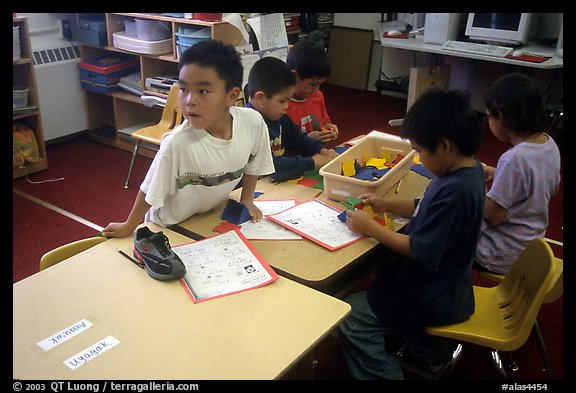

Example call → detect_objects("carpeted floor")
12 83 564 381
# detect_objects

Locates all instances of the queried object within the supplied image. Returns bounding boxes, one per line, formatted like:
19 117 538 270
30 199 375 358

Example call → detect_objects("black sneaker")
393 342 462 380
133 227 186 281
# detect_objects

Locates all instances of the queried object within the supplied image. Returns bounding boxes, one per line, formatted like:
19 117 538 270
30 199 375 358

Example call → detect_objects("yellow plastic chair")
124 83 183 188
425 238 555 379
477 240 563 379
40 237 109 271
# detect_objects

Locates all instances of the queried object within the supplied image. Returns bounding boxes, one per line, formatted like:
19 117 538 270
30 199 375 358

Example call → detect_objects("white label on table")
63 335 120 370
37 319 93 351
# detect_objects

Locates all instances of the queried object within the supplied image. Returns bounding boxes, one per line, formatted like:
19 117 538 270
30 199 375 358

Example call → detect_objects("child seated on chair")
245 56 337 182
102 40 275 238
339 88 486 379
473 73 561 275
285 39 339 145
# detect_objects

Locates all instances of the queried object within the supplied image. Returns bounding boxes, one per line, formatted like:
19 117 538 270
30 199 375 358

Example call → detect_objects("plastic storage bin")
135 18 171 41
13 86 29 109
78 15 107 47
123 19 137 37
319 135 416 202
13 25 21 62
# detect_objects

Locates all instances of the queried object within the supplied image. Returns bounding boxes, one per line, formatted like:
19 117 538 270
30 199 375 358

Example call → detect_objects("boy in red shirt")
286 39 339 145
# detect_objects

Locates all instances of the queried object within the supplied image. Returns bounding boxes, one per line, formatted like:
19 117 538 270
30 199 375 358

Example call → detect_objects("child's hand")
309 128 337 143
312 148 338 168
101 221 136 238
322 124 339 141
357 193 388 213
345 209 377 235
482 164 496 183
240 200 263 222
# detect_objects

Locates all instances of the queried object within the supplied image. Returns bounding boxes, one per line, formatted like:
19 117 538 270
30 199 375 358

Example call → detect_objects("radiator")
32 43 89 141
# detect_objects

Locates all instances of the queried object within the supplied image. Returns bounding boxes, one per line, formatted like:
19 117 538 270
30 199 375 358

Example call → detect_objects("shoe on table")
133 227 186 281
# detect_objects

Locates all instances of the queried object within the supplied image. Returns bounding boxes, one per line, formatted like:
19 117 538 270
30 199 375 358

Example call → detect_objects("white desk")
13 223 351 380
379 33 563 70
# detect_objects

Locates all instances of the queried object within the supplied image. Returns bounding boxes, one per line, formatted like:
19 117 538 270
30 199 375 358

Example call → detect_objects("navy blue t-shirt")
367 160 485 330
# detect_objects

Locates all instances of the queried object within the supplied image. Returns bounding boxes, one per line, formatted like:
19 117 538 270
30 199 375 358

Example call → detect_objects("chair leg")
532 320 554 379
490 350 509 379
125 140 141 189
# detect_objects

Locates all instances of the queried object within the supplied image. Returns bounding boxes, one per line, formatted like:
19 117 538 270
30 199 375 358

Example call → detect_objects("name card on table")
37 319 93 351
63 335 120 370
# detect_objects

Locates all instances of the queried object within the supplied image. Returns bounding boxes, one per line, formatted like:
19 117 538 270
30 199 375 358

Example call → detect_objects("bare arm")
239 174 264 222
483 196 507 228
102 190 151 238
345 210 412 257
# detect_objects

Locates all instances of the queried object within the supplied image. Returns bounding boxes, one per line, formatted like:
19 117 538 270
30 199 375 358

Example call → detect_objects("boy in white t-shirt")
103 40 275 238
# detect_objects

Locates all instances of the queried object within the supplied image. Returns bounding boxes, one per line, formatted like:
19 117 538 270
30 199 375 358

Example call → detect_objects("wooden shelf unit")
78 13 244 155
13 16 48 179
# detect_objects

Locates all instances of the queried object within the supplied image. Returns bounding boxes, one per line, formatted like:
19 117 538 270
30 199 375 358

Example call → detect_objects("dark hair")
483 73 546 136
178 39 243 91
247 57 296 98
401 88 482 156
286 39 331 79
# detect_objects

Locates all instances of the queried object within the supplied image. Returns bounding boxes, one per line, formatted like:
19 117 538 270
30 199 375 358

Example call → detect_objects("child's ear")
254 90 266 103
227 86 241 105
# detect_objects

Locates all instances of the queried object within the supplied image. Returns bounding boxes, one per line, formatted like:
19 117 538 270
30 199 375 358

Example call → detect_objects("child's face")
178 63 240 133
293 76 327 100
256 86 295 121
410 139 449 178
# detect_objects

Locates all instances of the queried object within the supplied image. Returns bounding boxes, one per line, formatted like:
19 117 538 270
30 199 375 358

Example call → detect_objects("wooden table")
13 223 351 380
175 171 431 295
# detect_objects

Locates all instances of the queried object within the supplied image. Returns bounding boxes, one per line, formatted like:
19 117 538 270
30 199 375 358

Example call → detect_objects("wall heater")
32 42 89 142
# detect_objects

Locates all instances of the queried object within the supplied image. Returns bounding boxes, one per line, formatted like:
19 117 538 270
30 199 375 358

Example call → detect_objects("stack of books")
284 13 300 34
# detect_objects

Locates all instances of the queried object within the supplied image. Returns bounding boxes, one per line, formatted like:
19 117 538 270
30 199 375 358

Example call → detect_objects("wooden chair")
124 83 183 188
40 237 109 271
425 238 555 379
477 239 563 379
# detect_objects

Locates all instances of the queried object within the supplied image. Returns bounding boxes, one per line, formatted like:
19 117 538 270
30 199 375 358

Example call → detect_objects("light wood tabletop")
175 170 431 294
13 223 351 380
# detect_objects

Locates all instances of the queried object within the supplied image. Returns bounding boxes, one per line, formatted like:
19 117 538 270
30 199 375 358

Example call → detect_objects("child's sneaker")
133 227 186 281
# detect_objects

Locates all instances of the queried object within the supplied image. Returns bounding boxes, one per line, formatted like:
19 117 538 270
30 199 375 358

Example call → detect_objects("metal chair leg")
532 321 554 379
125 140 141 189
491 350 509 379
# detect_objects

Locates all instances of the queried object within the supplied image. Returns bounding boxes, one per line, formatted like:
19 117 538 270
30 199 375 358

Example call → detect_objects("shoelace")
150 233 172 258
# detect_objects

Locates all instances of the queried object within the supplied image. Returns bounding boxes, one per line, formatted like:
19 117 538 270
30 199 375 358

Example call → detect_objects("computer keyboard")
380 20 407 32
441 41 513 58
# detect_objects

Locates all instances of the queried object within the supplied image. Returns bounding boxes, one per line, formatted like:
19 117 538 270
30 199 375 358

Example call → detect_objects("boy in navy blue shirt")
340 88 486 379
245 57 337 182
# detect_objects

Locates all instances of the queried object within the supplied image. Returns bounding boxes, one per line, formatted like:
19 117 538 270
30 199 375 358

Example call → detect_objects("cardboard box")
78 56 140 87
319 135 415 202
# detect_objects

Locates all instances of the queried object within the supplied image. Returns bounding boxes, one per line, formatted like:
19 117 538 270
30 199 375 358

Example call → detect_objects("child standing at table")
340 88 485 379
286 39 339 145
102 40 275 238
474 73 561 274
245 56 337 182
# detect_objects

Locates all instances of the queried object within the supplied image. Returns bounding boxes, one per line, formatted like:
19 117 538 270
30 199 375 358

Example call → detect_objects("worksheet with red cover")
173 229 278 303
267 198 365 251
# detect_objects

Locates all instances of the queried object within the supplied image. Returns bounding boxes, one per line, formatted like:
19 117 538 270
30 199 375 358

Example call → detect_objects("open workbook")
172 229 279 303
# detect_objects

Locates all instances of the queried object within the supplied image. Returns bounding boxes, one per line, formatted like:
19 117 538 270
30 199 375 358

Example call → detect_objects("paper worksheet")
267 199 365 251
240 199 302 240
173 230 278 303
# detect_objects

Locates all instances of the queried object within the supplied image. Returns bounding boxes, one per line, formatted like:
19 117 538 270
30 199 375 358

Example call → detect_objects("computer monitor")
465 13 532 45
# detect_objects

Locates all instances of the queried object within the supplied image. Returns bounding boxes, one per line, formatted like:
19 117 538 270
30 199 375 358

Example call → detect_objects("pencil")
117 249 144 269
395 179 403 193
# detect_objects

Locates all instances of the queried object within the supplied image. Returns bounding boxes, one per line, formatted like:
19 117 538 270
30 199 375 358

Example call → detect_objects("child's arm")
483 197 507 228
239 174 264 222
358 193 416 218
345 209 412 257
102 190 151 238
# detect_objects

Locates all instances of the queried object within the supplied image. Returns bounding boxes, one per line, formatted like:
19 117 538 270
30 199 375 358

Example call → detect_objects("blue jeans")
338 291 450 380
